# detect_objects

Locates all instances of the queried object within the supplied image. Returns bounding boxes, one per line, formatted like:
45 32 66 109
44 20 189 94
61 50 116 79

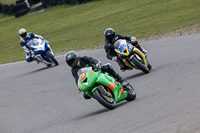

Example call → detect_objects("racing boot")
121 80 129 90
101 63 129 88
114 73 129 88
120 65 132 72
118 60 131 72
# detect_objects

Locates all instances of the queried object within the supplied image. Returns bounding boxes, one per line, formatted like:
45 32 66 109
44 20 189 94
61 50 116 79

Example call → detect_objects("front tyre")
125 85 136 101
45 51 59 66
93 89 116 110
130 56 149 74
146 58 152 70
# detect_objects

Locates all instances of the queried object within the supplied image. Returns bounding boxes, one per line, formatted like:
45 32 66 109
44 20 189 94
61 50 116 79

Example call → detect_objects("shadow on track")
124 66 160 80
29 66 52 73
72 101 129 121
125 72 146 80
74 108 110 120
15 66 55 78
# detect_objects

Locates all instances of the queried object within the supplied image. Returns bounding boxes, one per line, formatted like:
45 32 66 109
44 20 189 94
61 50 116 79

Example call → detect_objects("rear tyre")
93 89 116 110
45 51 59 66
125 85 136 101
130 56 149 74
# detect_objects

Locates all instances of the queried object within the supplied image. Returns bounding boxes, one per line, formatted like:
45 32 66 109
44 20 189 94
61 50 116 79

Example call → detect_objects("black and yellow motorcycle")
114 39 151 74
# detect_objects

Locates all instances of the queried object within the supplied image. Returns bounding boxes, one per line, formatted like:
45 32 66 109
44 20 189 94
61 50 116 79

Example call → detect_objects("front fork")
47 43 54 56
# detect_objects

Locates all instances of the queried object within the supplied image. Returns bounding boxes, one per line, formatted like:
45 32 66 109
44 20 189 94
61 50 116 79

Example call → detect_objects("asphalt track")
0 34 200 133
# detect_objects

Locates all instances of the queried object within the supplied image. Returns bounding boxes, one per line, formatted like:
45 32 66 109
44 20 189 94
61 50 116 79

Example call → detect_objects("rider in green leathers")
64 51 129 99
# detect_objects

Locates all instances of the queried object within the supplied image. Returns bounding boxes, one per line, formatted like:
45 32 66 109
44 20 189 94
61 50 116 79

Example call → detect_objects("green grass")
0 0 15 4
0 0 200 64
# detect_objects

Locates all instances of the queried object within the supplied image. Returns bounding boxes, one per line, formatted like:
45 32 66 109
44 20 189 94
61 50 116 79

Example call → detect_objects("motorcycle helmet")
104 28 115 42
65 51 78 67
18 28 27 39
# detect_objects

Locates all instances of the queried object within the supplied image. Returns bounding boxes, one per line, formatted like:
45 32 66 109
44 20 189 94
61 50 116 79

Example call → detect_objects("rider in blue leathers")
18 28 53 62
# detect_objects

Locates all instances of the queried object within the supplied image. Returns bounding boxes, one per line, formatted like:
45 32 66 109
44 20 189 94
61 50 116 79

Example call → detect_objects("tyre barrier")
41 0 95 8
12 2 30 13
12 1 30 18
14 8 29 18
0 0 95 17
0 3 15 15
16 0 41 6
0 0 39 17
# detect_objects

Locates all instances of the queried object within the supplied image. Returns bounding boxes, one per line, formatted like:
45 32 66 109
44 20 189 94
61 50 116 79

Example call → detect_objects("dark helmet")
18 28 27 39
104 28 115 41
65 51 78 67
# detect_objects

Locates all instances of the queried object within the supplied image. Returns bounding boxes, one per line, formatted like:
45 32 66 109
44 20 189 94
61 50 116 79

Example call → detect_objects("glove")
112 56 118 61
96 62 101 68
93 62 101 71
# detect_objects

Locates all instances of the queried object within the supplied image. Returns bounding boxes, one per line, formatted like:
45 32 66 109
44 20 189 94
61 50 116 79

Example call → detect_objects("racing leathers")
104 34 146 71
20 32 44 62
70 56 126 86
20 32 53 62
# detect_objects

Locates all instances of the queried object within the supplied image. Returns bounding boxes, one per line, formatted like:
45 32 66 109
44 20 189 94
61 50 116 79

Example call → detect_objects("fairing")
114 39 148 68
77 67 128 103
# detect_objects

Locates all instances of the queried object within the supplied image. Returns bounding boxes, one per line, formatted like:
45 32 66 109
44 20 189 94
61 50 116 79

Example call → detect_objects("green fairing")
78 67 128 103
98 73 128 102
113 87 128 102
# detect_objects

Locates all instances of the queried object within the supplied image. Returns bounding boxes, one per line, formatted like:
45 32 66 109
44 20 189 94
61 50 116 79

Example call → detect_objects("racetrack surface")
0 34 200 133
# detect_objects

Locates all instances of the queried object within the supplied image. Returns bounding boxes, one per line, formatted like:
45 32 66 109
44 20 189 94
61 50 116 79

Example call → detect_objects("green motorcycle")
78 67 136 109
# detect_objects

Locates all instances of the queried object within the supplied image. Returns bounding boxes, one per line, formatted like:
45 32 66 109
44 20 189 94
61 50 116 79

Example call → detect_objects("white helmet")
18 28 27 39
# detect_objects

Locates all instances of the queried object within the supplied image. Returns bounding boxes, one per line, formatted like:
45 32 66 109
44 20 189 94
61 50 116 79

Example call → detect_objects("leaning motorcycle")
78 67 136 109
114 39 151 74
27 38 58 66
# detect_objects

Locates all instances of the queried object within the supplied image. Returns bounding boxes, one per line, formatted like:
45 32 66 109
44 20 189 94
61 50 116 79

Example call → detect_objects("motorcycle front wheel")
45 51 59 66
93 89 116 110
125 85 136 101
130 56 149 74
146 58 152 70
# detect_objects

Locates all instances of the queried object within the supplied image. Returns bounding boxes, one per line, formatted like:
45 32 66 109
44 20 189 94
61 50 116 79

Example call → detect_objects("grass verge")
0 0 16 4
0 0 200 64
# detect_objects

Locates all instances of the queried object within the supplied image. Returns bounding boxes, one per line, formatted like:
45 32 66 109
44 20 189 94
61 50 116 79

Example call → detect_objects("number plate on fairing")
79 71 87 81
118 43 127 53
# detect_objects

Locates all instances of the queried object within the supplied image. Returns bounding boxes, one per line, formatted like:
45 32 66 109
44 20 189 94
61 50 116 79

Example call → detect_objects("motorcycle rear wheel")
93 89 116 110
130 56 149 74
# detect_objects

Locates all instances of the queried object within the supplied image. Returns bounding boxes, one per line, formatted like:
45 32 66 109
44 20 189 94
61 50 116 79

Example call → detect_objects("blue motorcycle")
28 38 58 66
